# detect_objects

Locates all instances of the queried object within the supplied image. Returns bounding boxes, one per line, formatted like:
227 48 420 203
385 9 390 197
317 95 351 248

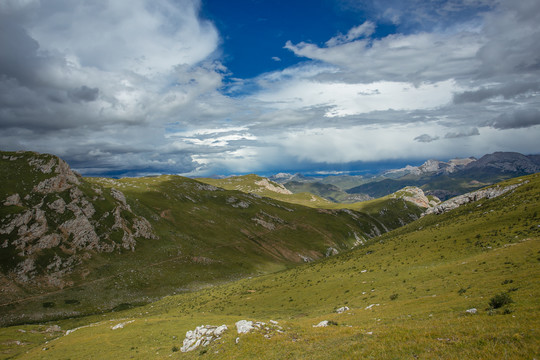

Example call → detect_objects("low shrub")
489 292 513 309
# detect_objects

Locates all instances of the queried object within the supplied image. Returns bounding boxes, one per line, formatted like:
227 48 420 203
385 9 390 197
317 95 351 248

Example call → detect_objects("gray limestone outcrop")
0 152 157 287
423 181 528 216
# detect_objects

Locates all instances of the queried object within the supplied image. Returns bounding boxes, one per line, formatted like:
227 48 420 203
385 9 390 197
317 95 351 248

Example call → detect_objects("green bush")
489 292 513 309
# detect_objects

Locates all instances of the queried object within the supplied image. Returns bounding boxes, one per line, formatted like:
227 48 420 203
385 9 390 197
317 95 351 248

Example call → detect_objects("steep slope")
4 175 538 359
0 152 407 326
0 151 156 315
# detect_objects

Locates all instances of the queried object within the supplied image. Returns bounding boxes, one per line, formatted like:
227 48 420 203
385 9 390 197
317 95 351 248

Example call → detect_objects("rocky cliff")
0 151 155 290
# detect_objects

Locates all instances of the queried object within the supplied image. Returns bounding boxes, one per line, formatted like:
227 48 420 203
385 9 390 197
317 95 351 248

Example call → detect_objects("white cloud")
284 29 483 83
26 0 219 75
254 79 459 117
1 0 538 177
325 21 375 46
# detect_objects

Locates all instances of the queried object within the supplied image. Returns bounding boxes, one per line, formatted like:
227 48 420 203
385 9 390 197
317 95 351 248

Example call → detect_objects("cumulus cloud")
414 134 440 143
0 0 229 175
284 24 482 83
444 127 480 138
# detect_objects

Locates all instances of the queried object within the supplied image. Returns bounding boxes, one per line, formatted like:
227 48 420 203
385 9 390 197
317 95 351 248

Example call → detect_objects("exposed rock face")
424 181 528 216
254 178 293 195
33 157 80 194
0 152 157 288
181 325 228 352
4 194 22 206
391 186 440 208
386 157 477 176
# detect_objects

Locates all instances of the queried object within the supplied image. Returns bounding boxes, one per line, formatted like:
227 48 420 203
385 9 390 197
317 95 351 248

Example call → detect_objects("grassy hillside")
2 174 538 359
2 153 415 326
197 175 334 208
197 174 426 231
282 181 372 203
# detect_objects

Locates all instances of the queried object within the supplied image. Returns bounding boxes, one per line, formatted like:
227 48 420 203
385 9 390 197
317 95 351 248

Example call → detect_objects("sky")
0 0 539 177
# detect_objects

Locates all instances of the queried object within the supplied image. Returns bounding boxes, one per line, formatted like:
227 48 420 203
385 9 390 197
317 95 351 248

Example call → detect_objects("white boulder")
180 324 228 353
313 320 329 328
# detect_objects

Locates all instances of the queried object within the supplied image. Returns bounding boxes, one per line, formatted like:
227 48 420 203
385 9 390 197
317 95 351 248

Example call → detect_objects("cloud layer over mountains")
0 0 539 176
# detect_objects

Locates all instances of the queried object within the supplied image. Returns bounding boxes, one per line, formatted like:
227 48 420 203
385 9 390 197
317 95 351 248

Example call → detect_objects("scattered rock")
181 325 228 352
111 320 134 330
235 320 255 334
235 320 282 340
465 308 477 314
298 254 314 262
365 304 380 310
326 247 339 257
45 325 62 333
313 320 329 327
336 306 350 314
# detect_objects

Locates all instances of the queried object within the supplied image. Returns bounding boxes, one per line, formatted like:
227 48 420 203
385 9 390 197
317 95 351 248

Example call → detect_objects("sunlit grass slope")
3 174 538 359
197 174 334 208
198 174 425 230
1 167 401 326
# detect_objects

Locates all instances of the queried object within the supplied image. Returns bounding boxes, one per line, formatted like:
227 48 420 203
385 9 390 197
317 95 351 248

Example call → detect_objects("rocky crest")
386 157 477 177
391 186 440 208
0 151 156 289
423 180 528 216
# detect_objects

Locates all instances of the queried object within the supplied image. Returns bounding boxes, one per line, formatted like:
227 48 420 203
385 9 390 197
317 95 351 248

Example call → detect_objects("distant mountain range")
271 152 540 201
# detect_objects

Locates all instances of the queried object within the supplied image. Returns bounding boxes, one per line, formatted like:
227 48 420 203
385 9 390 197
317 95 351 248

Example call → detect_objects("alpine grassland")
1 174 538 359
1 152 421 327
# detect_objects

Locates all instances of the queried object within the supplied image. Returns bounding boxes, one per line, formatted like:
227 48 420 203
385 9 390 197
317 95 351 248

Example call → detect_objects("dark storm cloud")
69 86 99 103
453 82 540 104
485 108 540 130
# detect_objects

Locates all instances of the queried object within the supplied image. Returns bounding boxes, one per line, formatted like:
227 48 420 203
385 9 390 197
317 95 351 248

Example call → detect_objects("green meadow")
1 174 538 359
